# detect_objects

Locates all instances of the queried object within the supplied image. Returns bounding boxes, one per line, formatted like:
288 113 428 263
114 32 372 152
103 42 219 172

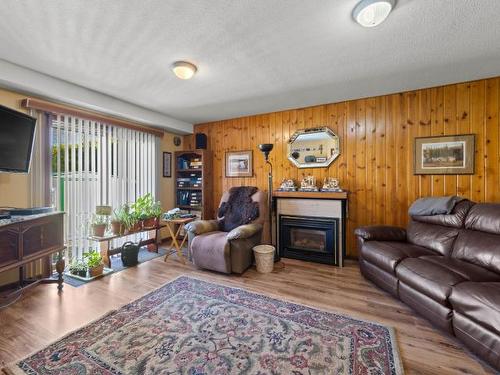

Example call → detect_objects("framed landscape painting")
414 134 475 175
225 150 253 177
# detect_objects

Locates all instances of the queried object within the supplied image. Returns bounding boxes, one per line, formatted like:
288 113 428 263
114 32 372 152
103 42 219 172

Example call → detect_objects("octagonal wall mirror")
287 127 340 168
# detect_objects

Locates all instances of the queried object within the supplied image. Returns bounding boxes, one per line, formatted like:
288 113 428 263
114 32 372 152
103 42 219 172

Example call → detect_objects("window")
50 114 159 259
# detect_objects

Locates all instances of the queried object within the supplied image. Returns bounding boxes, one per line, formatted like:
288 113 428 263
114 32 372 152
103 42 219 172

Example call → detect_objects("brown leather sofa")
355 201 500 370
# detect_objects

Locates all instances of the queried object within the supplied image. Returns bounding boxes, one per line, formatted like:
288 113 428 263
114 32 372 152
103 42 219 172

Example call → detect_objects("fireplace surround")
274 191 347 266
280 215 339 265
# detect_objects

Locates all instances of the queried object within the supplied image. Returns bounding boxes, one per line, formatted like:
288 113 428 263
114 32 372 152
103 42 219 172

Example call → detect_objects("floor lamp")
258 144 274 246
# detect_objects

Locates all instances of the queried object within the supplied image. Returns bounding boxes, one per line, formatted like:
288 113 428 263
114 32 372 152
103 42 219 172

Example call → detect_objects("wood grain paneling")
186 77 500 256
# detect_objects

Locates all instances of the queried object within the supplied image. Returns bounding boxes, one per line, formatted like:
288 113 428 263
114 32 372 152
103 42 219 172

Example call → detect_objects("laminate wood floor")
0 254 495 374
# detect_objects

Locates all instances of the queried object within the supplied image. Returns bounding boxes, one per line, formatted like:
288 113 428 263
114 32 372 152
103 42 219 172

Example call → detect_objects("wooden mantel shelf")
273 191 348 199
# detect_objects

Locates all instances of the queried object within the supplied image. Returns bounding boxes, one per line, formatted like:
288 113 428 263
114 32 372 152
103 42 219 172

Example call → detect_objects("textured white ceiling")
0 0 499 124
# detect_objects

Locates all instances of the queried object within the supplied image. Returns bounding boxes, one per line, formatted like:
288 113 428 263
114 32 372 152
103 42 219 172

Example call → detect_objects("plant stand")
88 224 166 268
64 267 113 282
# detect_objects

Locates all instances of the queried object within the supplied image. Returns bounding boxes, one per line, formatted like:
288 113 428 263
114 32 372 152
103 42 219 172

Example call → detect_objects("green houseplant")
131 193 154 228
129 193 163 229
113 203 138 234
111 205 128 235
143 201 162 229
90 214 108 237
83 249 104 277
69 259 87 277
128 209 142 232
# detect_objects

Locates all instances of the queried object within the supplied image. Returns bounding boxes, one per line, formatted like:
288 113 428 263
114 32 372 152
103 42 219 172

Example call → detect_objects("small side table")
163 217 195 264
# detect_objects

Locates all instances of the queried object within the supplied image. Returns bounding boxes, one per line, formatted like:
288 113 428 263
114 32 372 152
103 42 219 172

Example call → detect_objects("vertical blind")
51 114 159 260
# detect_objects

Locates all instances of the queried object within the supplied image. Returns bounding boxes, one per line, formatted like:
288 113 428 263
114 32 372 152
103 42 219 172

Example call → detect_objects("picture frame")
225 150 253 177
163 152 172 177
414 134 475 175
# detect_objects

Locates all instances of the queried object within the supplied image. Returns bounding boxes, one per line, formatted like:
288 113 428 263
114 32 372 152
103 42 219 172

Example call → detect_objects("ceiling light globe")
172 61 197 80
353 0 396 28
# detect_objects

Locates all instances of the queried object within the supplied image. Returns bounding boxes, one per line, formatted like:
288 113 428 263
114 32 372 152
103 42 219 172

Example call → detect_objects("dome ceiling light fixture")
171 61 197 80
352 0 396 28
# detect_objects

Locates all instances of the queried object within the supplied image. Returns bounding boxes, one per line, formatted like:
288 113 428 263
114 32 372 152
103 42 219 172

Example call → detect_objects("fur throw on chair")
218 186 260 232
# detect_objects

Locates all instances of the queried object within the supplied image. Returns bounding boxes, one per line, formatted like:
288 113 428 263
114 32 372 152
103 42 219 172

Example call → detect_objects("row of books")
190 158 203 169
177 157 203 170
191 175 202 188
177 191 202 207
189 191 202 207
177 175 202 188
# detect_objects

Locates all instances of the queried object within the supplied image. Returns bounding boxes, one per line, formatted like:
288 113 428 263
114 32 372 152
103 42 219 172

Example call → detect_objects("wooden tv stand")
0 212 65 307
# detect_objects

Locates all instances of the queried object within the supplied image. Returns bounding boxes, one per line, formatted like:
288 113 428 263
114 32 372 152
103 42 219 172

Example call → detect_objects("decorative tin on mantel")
299 175 318 192
287 127 340 168
277 178 297 192
321 177 343 192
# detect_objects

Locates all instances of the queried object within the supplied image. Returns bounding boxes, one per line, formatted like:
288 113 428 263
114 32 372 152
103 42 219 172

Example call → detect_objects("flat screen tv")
0 104 37 173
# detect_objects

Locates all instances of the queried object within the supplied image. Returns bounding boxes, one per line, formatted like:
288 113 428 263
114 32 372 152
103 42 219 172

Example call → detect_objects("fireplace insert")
279 215 339 265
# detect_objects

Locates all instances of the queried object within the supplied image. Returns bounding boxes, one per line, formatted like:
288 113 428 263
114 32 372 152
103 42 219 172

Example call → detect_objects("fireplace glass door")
289 228 327 253
280 215 339 265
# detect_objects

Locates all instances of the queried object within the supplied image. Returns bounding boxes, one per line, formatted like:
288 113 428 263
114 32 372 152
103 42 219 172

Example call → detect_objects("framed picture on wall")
414 134 475 175
225 150 253 177
163 152 172 177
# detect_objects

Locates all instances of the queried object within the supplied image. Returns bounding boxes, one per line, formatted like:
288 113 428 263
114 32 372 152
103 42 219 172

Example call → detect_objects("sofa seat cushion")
360 241 436 274
419 256 500 282
396 258 466 305
359 258 399 297
450 282 500 336
191 231 231 273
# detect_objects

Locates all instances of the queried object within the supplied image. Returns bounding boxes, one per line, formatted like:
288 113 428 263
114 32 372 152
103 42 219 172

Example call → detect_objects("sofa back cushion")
453 231 500 274
407 221 459 256
407 200 474 256
452 203 500 274
464 203 500 234
411 200 474 228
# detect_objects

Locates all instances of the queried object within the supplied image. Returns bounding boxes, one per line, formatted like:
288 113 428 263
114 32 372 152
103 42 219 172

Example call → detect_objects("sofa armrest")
185 220 219 235
354 225 407 242
227 223 263 241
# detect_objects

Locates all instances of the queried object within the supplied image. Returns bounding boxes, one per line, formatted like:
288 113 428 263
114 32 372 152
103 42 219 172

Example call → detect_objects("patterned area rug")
4 276 404 375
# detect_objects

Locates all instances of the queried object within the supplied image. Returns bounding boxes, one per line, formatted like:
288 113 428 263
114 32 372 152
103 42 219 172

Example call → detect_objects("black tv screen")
0 104 37 173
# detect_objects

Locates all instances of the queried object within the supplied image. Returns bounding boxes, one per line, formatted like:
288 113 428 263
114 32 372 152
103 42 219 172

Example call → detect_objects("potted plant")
131 193 154 229
90 214 108 237
113 204 136 234
128 210 142 232
111 206 127 235
83 249 104 277
143 201 162 229
69 259 87 277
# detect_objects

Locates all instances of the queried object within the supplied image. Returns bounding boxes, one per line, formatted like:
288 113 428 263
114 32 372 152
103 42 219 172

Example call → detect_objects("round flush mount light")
172 61 197 80
353 0 396 28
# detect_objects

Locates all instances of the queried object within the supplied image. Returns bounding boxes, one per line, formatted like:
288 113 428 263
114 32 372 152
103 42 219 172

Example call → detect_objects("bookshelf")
174 150 212 219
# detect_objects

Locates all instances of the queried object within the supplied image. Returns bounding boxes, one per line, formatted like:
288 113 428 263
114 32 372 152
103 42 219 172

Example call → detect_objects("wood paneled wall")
184 77 500 256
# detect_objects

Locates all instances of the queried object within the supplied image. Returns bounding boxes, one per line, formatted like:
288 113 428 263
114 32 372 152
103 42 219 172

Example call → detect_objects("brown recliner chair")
186 187 267 274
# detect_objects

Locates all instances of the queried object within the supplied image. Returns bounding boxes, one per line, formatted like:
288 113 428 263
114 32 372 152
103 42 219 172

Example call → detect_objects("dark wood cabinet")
0 227 18 268
0 212 65 306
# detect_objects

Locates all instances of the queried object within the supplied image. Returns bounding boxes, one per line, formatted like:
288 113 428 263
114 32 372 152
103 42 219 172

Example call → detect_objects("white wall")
0 59 193 134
